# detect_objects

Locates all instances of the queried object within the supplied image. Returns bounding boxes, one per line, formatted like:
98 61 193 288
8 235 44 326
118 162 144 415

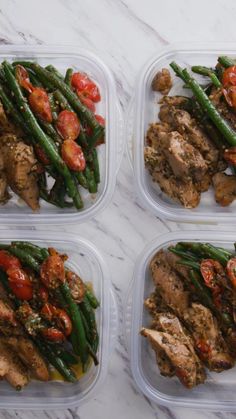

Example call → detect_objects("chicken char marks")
143 249 234 387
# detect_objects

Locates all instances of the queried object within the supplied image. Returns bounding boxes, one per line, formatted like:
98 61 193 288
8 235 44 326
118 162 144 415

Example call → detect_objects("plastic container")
127 43 236 223
0 44 124 224
0 229 117 409
126 230 236 411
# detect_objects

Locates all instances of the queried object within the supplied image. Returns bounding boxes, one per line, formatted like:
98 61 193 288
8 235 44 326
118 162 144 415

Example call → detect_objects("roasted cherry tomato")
29 87 52 123
222 66 236 87
0 250 21 271
85 114 105 146
223 85 236 108
40 254 65 289
77 92 96 112
71 72 101 103
41 327 65 342
34 144 51 165
66 270 85 303
15 65 34 93
200 259 223 308
61 139 86 172
7 267 33 301
224 146 236 165
41 303 72 337
227 257 236 288
56 110 80 141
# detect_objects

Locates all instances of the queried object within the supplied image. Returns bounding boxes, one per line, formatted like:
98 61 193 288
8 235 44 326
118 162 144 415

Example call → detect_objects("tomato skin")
41 327 65 342
200 259 223 308
0 250 21 271
15 65 34 93
85 114 105 146
40 254 65 289
222 66 236 87
71 72 101 103
29 88 52 123
227 257 236 288
223 86 236 108
77 92 95 112
7 267 33 301
61 139 86 172
41 302 72 336
56 110 80 141
38 286 49 303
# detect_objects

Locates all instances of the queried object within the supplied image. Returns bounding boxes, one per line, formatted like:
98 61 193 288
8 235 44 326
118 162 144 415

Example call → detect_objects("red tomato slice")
0 250 21 271
77 92 96 112
7 267 33 301
41 327 65 342
40 254 65 289
29 88 52 123
71 72 101 102
15 65 34 93
38 286 49 303
56 110 80 141
222 66 236 87
61 139 86 172
227 257 236 288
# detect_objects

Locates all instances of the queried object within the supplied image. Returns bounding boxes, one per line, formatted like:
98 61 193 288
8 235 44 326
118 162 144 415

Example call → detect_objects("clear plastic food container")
125 230 236 411
127 43 236 223
0 229 117 409
0 45 124 224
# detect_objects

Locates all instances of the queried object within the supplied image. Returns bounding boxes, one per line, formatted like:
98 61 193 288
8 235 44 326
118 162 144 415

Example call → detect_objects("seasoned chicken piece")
0 173 9 203
0 341 29 389
160 95 189 109
161 250 190 281
3 337 49 381
0 103 23 136
154 347 175 377
150 250 189 316
195 172 212 193
158 131 208 181
184 303 234 372
152 312 206 383
146 122 171 149
0 134 39 210
0 299 23 336
141 328 203 388
151 69 172 95
159 104 175 125
144 291 169 316
212 172 236 206
172 109 219 166
144 147 201 208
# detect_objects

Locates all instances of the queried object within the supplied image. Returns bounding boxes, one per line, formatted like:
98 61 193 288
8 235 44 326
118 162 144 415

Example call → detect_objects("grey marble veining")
0 0 235 418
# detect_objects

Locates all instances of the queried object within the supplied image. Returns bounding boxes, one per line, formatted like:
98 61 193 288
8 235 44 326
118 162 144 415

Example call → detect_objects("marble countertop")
0 0 236 418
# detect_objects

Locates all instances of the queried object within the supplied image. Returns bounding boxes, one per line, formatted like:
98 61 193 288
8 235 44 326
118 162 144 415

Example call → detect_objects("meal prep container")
0 229 117 409
0 44 124 224
127 43 236 223
125 230 236 411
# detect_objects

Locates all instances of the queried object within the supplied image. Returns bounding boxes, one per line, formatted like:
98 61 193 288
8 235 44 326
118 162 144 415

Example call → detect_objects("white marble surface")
0 0 236 418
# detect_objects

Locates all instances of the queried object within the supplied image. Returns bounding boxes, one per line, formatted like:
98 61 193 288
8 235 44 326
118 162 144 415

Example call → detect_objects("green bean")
53 89 73 112
64 68 73 86
177 259 200 271
0 84 30 133
7 247 40 272
191 65 221 88
38 119 62 145
75 171 88 189
85 287 100 309
90 149 100 184
2 61 83 209
218 56 235 68
84 166 97 193
178 242 229 266
168 247 200 262
60 282 88 368
45 65 64 80
189 270 216 310
11 242 45 262
48 92 59 121
80 295 99 353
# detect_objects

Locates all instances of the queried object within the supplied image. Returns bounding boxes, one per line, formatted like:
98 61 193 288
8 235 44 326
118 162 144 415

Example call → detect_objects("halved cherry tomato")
227 257 236 288
41 327 65 342
222 66 236 87
200 259 223 308
0 250 21 271
71 72 101 103
77 92 95 112
7 267 33 301
40 254 65 289
41 302 72 337
34 144 51 165
61 139 86 172
85 114 105 146
223 86 236 108
15 65 34 93
29 87 52 123
56 110 80 141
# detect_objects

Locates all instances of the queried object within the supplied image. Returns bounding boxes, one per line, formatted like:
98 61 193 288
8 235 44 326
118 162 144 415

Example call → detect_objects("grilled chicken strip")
0 340 29 389
152 312 206 383
146 122 171 149
212 172 236 207
141 328 203 388
0 134 39 210
145 147 200 208
150 250 189 316
183 303 234 372
2 337 49 381
158 131 208 181
0 103 23 137
0 299 23 336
